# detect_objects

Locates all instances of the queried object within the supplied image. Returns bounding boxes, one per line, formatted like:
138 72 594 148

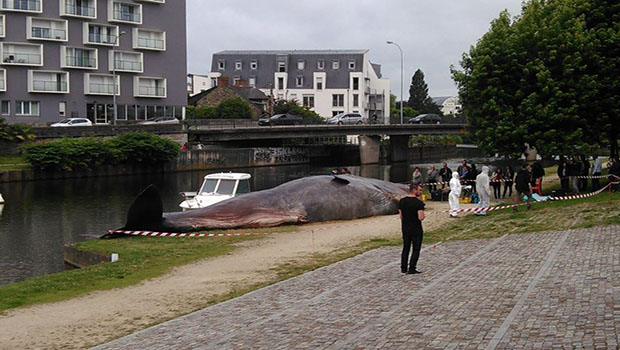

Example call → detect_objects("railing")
2 52 41 64
31 27 67 40
113 10 141 22
33 80 68 92
66 55 96 68
137 37 164 49
88 33 117 45
89 82 116 94
114 59 142 71
2 0 41 11
64 3 95 17
139 86 165 96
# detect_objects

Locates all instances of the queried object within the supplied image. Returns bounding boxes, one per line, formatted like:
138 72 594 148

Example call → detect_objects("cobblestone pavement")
95 225 620 350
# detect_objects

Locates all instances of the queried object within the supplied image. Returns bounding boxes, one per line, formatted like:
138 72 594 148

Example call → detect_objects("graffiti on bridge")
254 147 308 164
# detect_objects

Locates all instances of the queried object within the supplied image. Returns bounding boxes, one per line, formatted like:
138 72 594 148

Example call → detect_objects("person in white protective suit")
475 166 491 216
449 171 461 217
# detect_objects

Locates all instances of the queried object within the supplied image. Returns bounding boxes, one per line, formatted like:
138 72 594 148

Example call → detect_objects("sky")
186 0 525 99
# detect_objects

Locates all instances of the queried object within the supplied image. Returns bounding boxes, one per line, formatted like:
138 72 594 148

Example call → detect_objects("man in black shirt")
514 163 532 211
398 183 426 274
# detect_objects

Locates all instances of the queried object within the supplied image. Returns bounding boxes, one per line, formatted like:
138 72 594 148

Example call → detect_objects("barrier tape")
415 174 619 187
106 230 274 238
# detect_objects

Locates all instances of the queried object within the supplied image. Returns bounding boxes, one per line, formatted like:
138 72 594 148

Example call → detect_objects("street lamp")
112 31 126 125
386 41 403 124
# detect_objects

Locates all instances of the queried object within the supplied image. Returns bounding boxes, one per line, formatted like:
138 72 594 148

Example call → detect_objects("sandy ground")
0 200 472 350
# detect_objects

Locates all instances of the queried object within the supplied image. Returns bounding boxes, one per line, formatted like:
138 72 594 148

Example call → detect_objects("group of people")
558 155 618 193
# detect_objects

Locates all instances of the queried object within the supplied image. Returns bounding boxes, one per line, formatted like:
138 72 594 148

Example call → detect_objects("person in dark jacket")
558 157 569 192
579 155 590 191
567 156 581 194
467 164 478 193
503 165 514 198
513 163 532 211
531 161 545 192
438 162 452 189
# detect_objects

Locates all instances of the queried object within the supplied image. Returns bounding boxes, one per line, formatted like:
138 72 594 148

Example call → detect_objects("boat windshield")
199 179 218 194
236 179 250 194
216 179 237 195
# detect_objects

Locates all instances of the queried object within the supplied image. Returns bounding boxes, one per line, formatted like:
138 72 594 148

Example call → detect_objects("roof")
214 49 369 55
370 63 382 78
432 96 450 105
187 85 268 107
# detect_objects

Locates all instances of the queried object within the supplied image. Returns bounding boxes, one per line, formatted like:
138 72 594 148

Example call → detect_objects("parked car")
327 113 364 125
50 118 93 127
258 114 304 126
407 114 442 124
139 116 180 125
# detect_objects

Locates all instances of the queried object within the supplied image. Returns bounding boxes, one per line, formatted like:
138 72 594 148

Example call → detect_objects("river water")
0 159 511 286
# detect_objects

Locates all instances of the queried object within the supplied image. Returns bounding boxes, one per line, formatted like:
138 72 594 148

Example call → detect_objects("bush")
217 97 253 119
273 100 325 124
186 106 218 120
21 132 180 171
0 118 35 143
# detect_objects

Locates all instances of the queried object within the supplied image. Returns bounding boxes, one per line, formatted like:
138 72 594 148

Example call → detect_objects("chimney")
234 79 248 88
217 76 229 87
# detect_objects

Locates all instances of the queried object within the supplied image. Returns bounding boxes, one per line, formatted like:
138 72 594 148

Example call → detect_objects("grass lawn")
0 155 31 171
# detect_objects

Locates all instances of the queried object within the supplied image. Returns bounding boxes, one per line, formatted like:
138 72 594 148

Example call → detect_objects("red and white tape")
107 230 272 238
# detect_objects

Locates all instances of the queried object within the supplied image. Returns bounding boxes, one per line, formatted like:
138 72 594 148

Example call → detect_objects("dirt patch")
0 200 468 349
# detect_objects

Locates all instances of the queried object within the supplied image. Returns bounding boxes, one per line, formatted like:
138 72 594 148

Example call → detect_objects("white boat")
179 172 251 210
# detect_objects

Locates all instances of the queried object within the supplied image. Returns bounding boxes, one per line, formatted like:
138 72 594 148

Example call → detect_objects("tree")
273 99 324 124
451 0 619 158
407 69 442 115
216 97 253 119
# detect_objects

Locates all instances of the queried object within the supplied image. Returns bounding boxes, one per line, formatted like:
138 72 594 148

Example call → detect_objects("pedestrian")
591 156 602 191
579 155 590 191
503 165 514 199
467 164 478 193
427 165 439 192
398 183 425 274
181 142 188 151
531 161 545 193
514 163 533 211
438 162 452 189
491 167 503 200
558 156 569 193
608 157 620 192
475 166 491 216
457 160 469 178
567 155 581 194
411 167 423 186
449 171 462 217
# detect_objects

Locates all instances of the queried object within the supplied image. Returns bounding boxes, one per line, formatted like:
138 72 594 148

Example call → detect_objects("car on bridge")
327 113 364 125
258 114 304 126
139 116 180 125
50 118 93 127
407 114 442 124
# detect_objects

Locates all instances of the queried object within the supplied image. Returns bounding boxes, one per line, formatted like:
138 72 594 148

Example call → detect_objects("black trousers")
592 172 601 191
401 228 423 272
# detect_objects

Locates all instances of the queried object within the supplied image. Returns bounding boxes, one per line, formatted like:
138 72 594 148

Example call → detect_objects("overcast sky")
186 0 524 99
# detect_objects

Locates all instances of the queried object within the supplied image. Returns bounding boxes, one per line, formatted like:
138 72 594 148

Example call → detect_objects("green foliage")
273 99 325 124
106 132 180 164
0 118 35 143
216 97 253 119
185 106 218 119
452 0 620 158
407 69 442 115
20 132 180 171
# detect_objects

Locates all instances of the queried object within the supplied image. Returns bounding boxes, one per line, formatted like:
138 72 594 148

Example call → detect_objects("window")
1 0 42 12
232 76 240 86
235 60 242 70
27 17 68 41
85 23 119 45
0 68 5 91
332 61 340 69
29 70 70 93
1 100 9 115
303 95 314 108
297 60 305 70
61 0 96 18
110 1 142 24
250 60 257 70
62 47 97 69
332 94 344 107
277 77 284 90
353 94 359 107
59 101 66 117
134 76 166 98
210 77 217 87
248 76 256 87
218 60 225 70
352 77 359 90
133 28 165 50
317 60 325 70
16 101 40 116
349 61 355 69
332 110 343 116
110 51 143 72
278 61 286 72
296 76 303 87
316 77 323 90
85 73 119 95
0 15 4 38
1 42 43 66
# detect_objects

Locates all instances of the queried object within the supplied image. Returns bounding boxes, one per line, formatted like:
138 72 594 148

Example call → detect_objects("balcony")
133 28 165 51
0 15 5 38
84 23 119 46
27 18 68 42
0 69 5 92
28 70 70 93
1 42 43 66
135 0 164 3
109 1 142 24
61 0 96 18
1 0 41 12
61 46 97 69
84 73 119 95
110 51 143 73
134 76 166 98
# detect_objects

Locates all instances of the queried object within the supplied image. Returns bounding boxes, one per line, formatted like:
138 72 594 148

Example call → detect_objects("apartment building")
205 50 390 121
0 0 187 125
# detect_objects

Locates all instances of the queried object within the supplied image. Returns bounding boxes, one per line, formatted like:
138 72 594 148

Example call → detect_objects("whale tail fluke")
123 184 164 230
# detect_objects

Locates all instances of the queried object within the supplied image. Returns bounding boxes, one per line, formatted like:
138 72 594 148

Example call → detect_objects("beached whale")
119 175 409 233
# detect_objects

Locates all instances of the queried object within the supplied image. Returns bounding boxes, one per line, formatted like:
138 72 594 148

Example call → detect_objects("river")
0 158 513 286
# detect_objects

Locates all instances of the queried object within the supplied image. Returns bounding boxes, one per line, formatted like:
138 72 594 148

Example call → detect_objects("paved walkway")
96 226 620 349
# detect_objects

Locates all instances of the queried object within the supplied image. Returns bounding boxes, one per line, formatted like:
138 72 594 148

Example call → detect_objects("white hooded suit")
449 171 461 217
475 166 491 215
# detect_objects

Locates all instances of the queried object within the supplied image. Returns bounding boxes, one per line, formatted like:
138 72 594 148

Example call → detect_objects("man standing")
514 163 533 211
438 162 452 189
398 183 426 274
475 166 491 216
591 156 602 191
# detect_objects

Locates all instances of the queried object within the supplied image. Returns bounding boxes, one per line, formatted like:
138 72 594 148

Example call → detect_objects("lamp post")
386 41 403 124
112 31 126 125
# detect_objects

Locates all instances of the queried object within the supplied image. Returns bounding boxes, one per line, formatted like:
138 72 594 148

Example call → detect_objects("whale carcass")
120 175 409 233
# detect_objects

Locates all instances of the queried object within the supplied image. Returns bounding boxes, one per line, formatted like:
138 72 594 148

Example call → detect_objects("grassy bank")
0 155 30 171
